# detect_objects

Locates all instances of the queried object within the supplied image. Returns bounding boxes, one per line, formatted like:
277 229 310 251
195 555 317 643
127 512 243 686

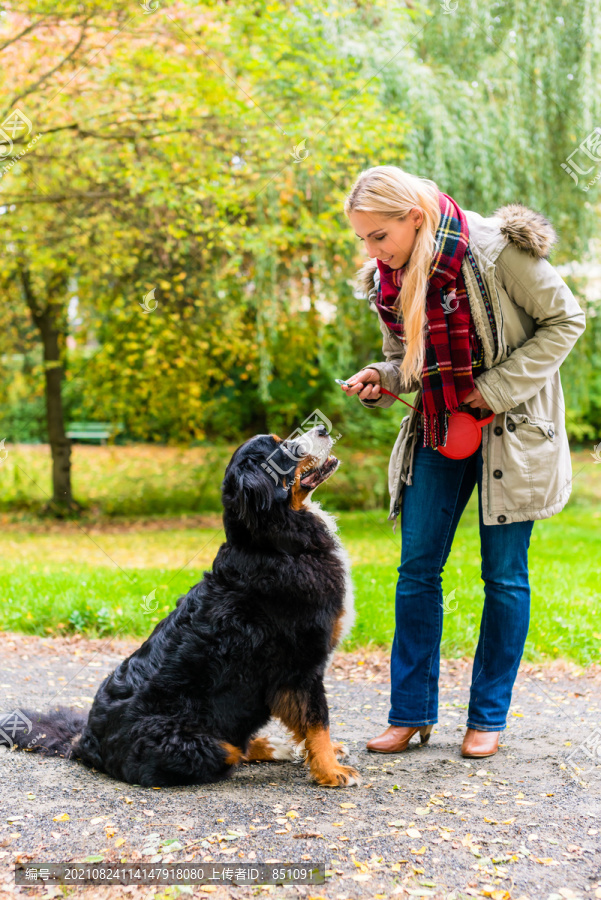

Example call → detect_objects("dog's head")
222 424 339 534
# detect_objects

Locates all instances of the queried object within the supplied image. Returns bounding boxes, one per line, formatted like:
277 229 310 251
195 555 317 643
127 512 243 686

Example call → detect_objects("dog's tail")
0 707 88 758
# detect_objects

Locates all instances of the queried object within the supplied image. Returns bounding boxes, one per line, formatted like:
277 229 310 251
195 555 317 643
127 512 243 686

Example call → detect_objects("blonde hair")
344 165 441 384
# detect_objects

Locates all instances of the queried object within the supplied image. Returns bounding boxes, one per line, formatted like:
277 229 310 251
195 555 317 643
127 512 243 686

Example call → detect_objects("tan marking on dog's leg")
220 742 243 766
305 725 360 787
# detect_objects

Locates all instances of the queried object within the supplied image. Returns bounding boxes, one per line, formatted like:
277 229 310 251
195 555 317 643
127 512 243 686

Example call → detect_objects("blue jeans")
389 436 534 731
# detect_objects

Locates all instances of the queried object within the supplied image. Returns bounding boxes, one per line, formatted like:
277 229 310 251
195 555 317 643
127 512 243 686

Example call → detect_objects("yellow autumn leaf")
410 846 426 855
114 838 126 848
52 813 69 822
340 803 356 809
286 811 299 818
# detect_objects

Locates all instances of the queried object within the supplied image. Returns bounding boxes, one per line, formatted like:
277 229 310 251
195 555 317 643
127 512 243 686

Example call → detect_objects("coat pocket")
501 411 558 511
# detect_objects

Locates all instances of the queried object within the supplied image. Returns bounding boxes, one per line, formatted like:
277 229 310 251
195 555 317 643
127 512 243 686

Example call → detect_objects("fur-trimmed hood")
354 202 558 298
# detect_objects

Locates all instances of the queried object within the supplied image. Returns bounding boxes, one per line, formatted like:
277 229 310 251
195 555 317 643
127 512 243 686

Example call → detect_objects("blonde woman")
340 166 586 758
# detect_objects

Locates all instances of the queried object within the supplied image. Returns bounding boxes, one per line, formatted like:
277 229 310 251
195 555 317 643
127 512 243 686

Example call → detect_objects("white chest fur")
304 497 356 650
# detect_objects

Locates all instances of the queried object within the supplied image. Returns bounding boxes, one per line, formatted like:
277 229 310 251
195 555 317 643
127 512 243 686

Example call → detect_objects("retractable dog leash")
336 379 495 459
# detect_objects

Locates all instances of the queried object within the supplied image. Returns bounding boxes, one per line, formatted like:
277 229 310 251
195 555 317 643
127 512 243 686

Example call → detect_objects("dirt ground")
0 632 600 900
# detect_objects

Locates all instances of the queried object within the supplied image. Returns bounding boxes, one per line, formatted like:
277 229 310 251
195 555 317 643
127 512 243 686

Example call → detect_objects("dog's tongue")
300 468 321 488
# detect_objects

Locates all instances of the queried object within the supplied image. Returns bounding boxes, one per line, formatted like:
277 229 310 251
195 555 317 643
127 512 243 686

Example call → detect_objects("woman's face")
349 207 424 269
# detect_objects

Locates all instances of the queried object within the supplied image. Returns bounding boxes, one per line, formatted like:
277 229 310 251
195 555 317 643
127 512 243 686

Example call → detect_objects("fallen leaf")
340 803 357 809
52 814 69 822
115 839 126 848
406 828 421 839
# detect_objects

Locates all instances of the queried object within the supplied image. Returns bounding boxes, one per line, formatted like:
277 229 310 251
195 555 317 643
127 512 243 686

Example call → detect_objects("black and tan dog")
4 425 359 788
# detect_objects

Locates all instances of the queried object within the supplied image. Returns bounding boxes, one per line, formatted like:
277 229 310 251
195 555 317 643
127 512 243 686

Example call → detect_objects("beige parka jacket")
355 203 587 528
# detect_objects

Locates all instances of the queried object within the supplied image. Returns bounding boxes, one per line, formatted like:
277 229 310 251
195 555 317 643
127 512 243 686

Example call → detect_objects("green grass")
1 496 599 665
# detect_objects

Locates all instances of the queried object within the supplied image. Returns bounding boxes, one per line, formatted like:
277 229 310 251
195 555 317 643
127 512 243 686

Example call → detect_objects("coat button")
548 428 554 438
493 469 503 479
494 425 503 436
497 514 507 523
507 422 516 432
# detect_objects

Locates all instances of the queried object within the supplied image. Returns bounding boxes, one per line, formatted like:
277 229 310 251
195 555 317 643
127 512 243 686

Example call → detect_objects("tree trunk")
19 265 79 515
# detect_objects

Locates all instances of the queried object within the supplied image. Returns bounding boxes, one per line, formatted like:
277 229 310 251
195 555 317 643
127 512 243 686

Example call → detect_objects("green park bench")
65 421 123 445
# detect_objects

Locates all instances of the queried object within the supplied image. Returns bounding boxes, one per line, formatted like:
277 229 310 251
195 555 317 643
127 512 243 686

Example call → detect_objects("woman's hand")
339 368 382 401
461 387 490 410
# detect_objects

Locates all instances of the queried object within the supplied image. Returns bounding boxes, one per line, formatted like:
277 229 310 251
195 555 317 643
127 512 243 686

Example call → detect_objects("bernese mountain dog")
4 424 359 788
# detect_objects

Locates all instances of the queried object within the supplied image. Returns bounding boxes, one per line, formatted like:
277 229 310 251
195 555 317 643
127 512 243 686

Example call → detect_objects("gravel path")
1 633 600 900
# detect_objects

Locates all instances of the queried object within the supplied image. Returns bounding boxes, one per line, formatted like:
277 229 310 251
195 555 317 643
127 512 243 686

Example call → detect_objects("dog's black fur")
4 429 358 788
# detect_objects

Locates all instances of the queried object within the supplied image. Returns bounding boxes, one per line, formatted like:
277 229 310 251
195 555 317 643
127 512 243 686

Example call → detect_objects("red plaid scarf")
375 191 484 450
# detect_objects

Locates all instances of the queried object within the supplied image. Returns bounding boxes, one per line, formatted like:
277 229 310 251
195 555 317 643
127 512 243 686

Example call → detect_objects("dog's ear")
231 459 289 533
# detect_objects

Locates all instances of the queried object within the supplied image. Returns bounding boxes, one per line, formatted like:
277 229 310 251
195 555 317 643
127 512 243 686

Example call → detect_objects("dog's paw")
269 738 299 762
332 741 349 760
312 764 361 787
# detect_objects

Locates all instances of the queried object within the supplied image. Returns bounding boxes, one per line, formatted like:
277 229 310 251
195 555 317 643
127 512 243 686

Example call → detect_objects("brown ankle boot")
366 724 433 753
461 728 500 758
